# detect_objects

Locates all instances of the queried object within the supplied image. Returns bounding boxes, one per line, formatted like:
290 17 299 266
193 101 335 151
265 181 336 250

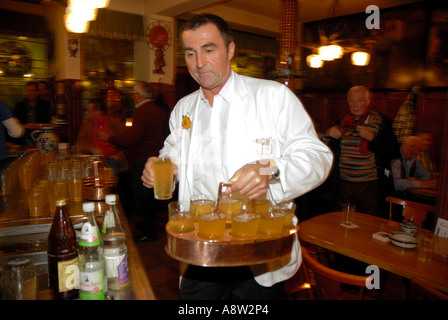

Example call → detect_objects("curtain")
88 9 144 41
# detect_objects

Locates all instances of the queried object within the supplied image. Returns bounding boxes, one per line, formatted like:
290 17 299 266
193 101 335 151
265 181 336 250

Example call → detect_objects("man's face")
182 23 235 96
402 138 424 160
26 84 38 102
347 89 370 118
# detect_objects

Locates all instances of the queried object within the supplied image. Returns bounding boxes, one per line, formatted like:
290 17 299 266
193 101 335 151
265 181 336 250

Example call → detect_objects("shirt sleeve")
3 117 24 138
391 158 421 191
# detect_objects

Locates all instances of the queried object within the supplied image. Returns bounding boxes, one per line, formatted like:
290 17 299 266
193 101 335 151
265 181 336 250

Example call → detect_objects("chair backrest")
410 278 448 300
301 247 371 300
386 196 435 227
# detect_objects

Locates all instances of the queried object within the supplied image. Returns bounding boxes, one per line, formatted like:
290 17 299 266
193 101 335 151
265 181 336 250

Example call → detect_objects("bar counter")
0 186 156 300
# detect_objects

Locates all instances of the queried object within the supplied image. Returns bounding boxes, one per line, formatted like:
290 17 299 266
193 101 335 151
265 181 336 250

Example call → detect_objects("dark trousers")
119 163 157 237
181 266 284 300
335 180 379 216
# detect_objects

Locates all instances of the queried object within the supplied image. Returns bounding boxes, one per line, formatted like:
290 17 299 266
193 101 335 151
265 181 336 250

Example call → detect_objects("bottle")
101 194 129 290
78 202 105 300
47 199 79 299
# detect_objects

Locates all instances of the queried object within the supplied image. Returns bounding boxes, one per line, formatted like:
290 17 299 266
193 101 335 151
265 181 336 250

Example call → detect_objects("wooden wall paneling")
435 92 448 221
416 90 448 169
301 94 327 133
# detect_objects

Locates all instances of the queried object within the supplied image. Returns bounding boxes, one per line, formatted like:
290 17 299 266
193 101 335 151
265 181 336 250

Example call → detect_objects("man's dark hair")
180 14 234 47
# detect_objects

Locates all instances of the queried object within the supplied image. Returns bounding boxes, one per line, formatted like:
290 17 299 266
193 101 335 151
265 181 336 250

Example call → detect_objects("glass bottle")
47 199 79 299
78 202 105 300
101 194 129 291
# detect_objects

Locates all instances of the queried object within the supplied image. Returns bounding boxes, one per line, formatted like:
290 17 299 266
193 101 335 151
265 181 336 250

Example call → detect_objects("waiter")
142 14 333 299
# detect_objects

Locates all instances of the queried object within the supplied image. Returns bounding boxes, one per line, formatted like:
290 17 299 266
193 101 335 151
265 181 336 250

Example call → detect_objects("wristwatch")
271 165 280 181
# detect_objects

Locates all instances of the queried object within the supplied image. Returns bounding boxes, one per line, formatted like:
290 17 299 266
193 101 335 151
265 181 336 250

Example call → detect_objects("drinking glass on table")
341 203 355 226
417 235 433 263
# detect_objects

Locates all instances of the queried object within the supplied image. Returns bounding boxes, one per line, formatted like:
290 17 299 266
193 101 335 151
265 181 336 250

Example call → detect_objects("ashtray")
388 231 417 249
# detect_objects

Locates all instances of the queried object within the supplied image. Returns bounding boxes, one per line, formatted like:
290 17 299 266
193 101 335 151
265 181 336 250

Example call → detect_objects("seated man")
391 135 436 195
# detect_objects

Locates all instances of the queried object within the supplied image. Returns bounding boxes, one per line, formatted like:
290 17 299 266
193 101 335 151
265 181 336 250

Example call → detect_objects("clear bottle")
78 202 105 300
47 199 79 299
101 194 129 291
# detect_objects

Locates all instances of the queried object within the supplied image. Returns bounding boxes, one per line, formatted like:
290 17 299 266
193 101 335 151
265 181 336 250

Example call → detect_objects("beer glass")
198 209 227 240
27 183 46 217
168 201 194 234
231 207 260 239
152 157 174 200
190 197 215 222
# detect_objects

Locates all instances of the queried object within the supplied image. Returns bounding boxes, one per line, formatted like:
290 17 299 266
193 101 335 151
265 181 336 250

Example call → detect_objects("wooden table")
298 211 448 293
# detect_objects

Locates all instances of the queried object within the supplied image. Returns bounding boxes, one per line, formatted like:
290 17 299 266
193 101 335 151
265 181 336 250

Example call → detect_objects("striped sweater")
339 111 382 182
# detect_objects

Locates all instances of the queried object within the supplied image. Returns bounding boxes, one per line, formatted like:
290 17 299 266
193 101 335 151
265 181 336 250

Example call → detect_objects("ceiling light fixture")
351 51 370 66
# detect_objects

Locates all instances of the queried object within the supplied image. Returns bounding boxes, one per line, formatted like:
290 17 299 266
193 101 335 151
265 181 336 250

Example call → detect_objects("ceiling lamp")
351 51 370 66
64 13 90 33
318 44 343 61
307 54 324 68
92 0 110 8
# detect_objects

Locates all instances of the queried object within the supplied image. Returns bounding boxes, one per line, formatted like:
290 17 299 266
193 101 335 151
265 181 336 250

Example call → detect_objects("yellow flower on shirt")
182 115 192 130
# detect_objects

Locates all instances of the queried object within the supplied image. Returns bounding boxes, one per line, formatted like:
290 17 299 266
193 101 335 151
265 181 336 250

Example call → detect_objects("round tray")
165 223 298 267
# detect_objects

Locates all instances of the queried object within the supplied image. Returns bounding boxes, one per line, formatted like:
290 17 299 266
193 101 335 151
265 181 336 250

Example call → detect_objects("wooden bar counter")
0 188 156 300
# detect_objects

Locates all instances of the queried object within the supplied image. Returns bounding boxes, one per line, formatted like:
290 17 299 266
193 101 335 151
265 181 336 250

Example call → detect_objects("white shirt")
160 71 333 286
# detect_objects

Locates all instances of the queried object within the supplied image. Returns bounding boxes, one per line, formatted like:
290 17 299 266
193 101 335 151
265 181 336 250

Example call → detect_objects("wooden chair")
301 246 374 300
410 278 448 300
386 196 435 227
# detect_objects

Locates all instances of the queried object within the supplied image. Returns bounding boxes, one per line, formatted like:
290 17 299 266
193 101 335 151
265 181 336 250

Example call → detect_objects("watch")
271 166 280 180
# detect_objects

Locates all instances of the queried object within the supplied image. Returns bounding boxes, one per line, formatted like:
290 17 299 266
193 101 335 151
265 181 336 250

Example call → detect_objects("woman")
76 99 126 178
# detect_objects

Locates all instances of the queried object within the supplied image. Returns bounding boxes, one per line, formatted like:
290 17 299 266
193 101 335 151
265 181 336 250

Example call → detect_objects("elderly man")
391 135 436 193
142 14 332 300
325 85 399 217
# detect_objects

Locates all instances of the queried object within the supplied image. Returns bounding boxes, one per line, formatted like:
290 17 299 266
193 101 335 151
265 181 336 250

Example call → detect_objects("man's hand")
356 125 376 141
325 126 343 139
97 129 109 141
420 179 437 189
227 160 272 199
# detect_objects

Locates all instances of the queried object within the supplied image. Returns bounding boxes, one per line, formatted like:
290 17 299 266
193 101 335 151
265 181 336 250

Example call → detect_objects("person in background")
37 80 53 106
13 81 54 145
391 135 436 195
98 81 169 243
0 100 24 157
77 99 126 178
415 130 436 175
141 14 333 300
325 85 399 218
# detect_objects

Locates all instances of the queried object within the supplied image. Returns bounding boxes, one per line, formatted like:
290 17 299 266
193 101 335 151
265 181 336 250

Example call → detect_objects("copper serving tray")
165 223 298 267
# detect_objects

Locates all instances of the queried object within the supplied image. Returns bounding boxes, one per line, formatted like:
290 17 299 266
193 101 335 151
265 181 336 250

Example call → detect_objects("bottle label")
79 222 100 247
104 252 129 284
57 257 79 292
79 269 105 300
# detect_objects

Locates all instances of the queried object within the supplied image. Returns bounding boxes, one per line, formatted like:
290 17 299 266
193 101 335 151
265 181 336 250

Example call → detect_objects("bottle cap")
105 194 116 205
82 202 95 212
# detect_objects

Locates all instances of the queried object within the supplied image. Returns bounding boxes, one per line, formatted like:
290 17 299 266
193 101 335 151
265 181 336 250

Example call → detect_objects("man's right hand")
326 126 343 139
141 156 178 188
142 157 158 188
